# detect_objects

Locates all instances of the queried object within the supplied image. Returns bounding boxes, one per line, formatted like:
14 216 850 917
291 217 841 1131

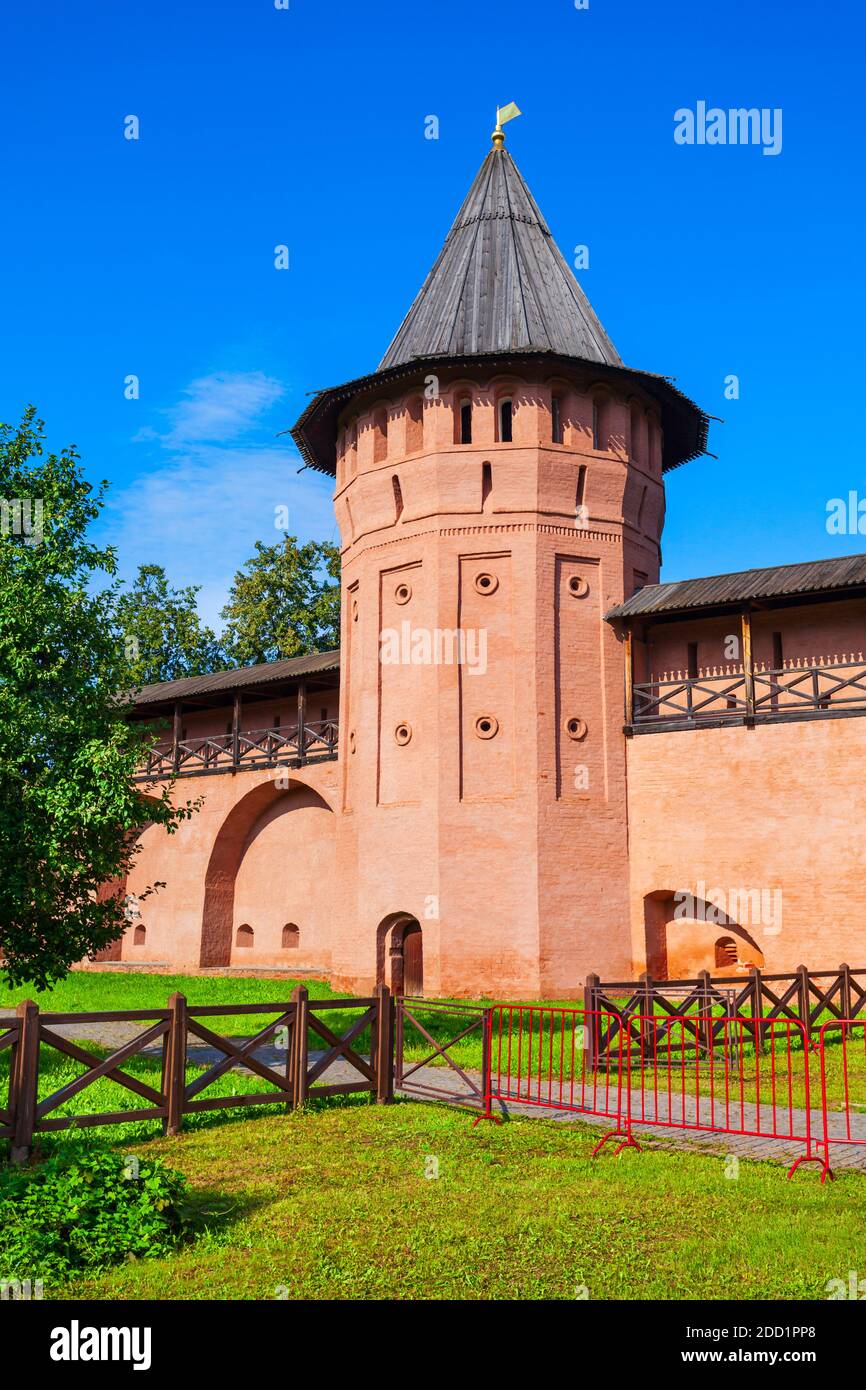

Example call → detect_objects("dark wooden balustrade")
136 719 339 780
631 660 866 731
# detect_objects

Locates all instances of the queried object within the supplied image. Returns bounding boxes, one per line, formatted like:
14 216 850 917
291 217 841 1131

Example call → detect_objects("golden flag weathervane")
492 102 522 149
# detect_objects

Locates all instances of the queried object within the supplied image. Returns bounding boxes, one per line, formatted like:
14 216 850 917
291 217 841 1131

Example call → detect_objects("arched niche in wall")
643 889 766 981
200 778 335 968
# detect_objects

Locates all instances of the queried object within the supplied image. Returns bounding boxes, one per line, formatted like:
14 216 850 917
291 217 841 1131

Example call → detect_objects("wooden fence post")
696 969 713 1053
394 991 405 1088
640 971 655 1052
11 1000 39 1165
584 973 599 1071
292 987 309 1108
374 984 394 1104
164 992 187 1136
286 987 302 1111
750 967 765 1051
795 964 811 1042
840 962 852 1040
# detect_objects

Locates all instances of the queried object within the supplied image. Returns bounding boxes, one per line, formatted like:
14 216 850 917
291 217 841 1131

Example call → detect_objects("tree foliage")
0 408 195 988
115 564 225 688
220 534 340 665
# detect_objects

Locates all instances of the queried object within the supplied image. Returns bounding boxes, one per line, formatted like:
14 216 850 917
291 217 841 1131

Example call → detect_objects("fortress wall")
118 759 342 972
625 715 866 978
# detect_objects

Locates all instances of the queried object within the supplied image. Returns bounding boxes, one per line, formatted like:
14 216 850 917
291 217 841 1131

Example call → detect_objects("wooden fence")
1 985 394 1164
584 963 866 1061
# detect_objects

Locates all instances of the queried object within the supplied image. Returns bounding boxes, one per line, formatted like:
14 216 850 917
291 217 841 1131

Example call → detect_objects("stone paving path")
48 1021 866 1173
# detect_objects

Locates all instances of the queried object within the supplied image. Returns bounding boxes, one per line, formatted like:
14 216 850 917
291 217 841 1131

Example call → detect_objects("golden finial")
491 102 522 149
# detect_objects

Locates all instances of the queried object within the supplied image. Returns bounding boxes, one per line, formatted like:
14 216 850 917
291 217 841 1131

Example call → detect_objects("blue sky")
1 0 863 626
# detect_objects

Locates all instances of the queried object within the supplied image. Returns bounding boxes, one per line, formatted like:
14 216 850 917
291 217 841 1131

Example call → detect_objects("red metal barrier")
486 1005 828 1177
817 1021 866 1181
487 1006 639 1155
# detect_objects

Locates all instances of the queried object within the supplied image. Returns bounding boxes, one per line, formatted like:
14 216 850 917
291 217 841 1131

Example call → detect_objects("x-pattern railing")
634 661 866 726
587 965 866 1058
394 999 489 1106
6 988 394 1160
137 720 339 779
303 1004 377 1093
0 1019 19 1137
753 662 866 711
34 1011 170 1131
183 1004 297 1111
634 674 748 721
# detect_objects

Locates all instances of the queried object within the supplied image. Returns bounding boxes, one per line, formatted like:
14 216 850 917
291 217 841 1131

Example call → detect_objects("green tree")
116 564 225 688
221 534 340 665
0 408 196 988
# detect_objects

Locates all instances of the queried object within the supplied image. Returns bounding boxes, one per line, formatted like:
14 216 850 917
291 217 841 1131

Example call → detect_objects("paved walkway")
47 1020 866 1173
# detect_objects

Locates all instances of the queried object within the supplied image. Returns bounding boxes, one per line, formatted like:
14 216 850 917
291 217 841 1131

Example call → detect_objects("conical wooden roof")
379 148 621 370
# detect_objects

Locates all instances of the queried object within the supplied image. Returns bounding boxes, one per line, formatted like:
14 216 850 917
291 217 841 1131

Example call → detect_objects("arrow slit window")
551 396 563 444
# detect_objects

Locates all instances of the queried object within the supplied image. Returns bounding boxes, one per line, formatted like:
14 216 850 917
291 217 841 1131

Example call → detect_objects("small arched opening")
282 923 300 949
236 924 254 949
456 398 473 445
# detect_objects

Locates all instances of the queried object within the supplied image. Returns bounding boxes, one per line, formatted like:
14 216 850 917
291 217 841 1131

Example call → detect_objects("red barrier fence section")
486 1005 830 1176
489 1006 638 1156
818 1021 866 1178
625 1014 823 1179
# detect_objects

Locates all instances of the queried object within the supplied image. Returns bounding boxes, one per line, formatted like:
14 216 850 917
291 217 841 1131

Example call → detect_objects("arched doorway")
377 913 423 996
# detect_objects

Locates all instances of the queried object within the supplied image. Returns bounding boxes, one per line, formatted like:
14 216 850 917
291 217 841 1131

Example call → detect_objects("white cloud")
157 371 285 448
102 372 337 631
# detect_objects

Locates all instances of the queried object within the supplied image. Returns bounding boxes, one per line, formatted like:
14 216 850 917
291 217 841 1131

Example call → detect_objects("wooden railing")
136 719 339 780
3 985 393 1164
584 964 866 1060
632 659 866 728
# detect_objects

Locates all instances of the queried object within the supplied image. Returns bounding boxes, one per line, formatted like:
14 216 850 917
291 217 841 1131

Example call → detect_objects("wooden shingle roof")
379 149 622 369
289 142 709 476
126 650 340 713
606 554 866 621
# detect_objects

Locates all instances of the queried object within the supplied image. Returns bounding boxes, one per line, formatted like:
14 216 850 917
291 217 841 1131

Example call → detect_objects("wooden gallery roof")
606 553 866 623
126 650 340 717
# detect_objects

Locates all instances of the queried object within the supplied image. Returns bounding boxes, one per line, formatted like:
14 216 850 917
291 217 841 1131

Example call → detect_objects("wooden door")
402 922 423 997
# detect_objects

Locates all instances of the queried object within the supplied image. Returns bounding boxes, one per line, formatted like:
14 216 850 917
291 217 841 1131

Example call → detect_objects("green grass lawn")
0 970 343 1026
1 972 863 1301
47 1096 863 1302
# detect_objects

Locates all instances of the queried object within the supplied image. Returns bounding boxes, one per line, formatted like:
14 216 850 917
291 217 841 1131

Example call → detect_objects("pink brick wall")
626 715 866 977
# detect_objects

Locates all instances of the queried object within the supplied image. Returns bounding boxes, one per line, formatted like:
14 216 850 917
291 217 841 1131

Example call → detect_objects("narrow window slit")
481 461 492 509
576 464 587 509
551 396 563 445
